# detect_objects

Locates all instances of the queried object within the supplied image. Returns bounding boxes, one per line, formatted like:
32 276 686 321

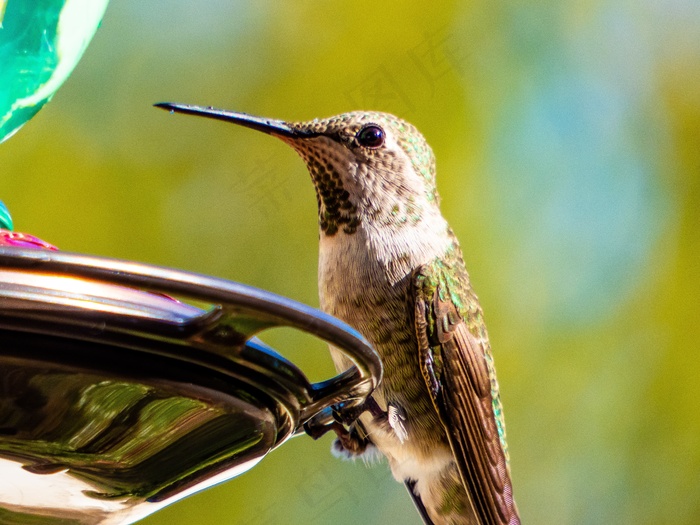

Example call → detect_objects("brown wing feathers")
414 275 519 525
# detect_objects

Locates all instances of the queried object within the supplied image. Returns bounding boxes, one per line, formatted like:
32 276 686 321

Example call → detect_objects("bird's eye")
356 124 385 148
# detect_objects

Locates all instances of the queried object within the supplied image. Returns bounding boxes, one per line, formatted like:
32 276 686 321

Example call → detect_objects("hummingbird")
156 102 520 525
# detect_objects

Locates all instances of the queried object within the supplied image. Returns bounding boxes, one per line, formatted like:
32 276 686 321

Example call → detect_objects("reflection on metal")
0 248 382 524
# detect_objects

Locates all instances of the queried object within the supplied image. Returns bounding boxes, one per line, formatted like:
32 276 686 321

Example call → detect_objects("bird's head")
156 104 441 237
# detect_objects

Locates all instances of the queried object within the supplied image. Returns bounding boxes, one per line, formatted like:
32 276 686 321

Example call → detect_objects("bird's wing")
412 264 519 525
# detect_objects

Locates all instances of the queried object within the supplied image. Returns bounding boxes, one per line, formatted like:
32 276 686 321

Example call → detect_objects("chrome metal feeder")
0 247 381 524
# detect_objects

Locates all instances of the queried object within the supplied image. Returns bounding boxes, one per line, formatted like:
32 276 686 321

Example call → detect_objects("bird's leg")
330 421 372 457
333 396 387 426
328 397 387 459
304 412 371 456
305 398 386 458
303 397 384 441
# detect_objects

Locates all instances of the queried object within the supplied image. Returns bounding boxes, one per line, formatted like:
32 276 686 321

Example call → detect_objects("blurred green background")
2 1 699 523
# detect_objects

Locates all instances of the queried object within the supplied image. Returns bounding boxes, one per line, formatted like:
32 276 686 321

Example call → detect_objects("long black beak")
154 102 315 139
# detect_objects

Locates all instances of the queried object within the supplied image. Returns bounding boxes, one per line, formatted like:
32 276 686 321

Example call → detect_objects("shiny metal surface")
0 248 381 524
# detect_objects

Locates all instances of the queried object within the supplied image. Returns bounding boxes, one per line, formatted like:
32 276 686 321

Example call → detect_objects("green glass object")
0 201 11 230
0 0 109 143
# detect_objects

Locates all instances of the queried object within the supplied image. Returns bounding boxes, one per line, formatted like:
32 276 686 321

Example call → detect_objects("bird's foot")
332 397 386 427
330 422 379 461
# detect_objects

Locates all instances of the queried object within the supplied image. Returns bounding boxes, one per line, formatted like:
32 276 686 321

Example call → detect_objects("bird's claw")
332 397 387 426
330 422 371 457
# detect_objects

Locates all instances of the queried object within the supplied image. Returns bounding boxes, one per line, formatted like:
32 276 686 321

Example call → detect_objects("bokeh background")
2 1 700 523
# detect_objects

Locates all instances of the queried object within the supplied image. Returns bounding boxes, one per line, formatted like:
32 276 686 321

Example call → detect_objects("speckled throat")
288 138 360 236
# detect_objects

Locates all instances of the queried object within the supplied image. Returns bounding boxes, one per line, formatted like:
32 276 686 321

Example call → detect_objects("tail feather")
408 464 479 525
405 479 435 525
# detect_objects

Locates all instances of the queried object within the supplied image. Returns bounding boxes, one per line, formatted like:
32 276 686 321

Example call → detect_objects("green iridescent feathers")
414 239 509 461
